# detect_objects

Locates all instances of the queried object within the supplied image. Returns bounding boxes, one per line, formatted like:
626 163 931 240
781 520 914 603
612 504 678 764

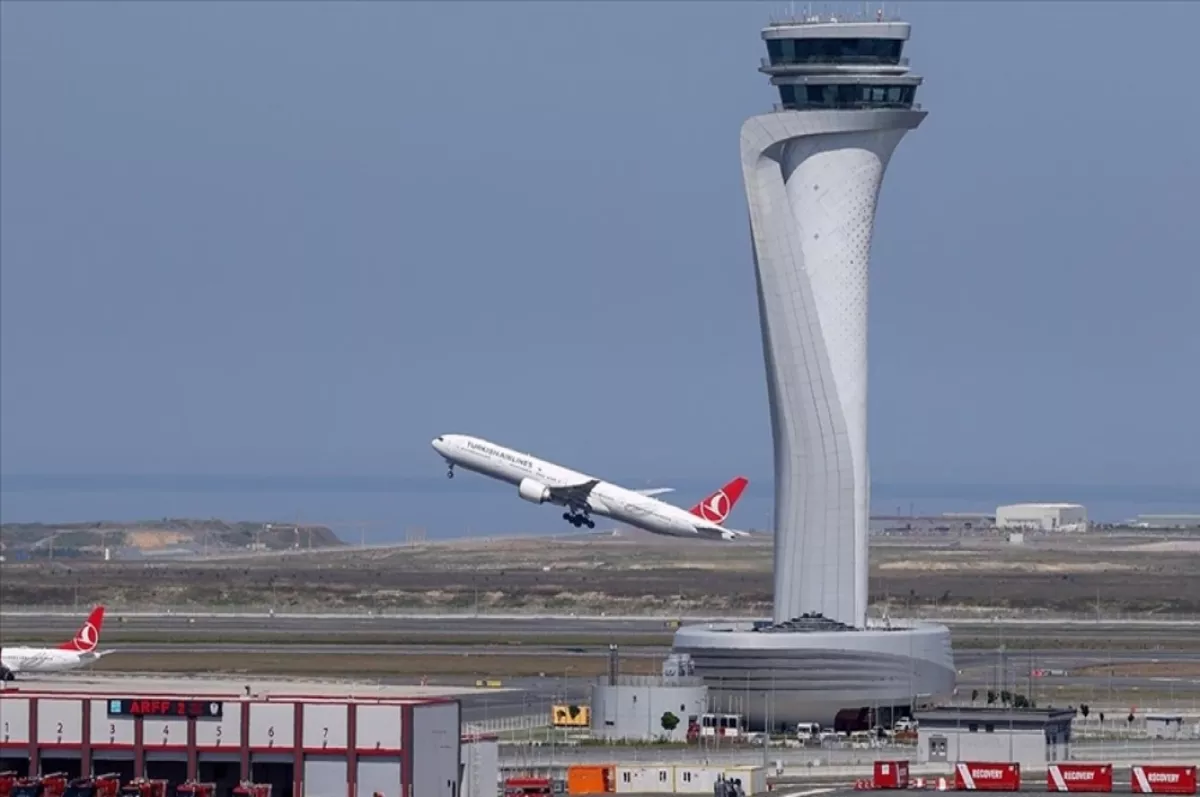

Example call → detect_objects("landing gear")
0 665 13 682
562 511 595 530
446 463 455 479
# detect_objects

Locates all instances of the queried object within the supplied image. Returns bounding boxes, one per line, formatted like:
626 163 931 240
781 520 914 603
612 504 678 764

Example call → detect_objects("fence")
464 713 549 735
497 738 1200 772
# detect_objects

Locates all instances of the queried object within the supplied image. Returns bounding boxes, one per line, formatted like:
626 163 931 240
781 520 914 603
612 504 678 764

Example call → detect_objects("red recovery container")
1132 766 1198 795
10 775 69 797
174 784 216 797
1048 764 1113 793
120 780 168 797
955 762 1021 791
231 786 271 797
873 761 910 790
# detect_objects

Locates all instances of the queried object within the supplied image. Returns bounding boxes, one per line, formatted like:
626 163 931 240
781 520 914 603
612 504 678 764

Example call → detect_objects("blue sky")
2 1 1198 489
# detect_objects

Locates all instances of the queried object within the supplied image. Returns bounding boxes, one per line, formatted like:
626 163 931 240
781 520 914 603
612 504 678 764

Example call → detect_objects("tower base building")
673 618 954 729
673 13 954 727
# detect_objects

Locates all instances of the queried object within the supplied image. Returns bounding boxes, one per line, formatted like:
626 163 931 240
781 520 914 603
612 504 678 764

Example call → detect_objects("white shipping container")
671 767 723 794
614 765 674 794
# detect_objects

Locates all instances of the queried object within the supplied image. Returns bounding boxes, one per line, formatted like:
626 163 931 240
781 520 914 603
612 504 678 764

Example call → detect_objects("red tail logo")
688 477 749 524
58 606 105 653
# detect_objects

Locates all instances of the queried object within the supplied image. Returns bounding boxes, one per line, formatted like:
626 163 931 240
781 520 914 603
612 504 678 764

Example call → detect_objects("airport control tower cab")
759 13 922 112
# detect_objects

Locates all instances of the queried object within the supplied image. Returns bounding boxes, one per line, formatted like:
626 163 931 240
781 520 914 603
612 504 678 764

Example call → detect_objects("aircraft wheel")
0 666 13 682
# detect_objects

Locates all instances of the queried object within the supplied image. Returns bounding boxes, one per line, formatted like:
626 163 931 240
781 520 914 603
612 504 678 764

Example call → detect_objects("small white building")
916 707 1076 768
1145 713 1187 740
996 503 1088 532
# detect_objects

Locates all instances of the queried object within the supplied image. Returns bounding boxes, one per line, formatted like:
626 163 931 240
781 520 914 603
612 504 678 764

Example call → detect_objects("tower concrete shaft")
744 18 925 627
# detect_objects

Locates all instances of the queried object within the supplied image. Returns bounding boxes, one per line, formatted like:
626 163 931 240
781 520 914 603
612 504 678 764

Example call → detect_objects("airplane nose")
431 436 446 454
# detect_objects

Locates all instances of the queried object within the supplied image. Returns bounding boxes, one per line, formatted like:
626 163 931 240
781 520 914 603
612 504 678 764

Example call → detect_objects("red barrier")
1048 764 1113 793
874 761 911 790
955 762 1021 792
1132 766 1198 795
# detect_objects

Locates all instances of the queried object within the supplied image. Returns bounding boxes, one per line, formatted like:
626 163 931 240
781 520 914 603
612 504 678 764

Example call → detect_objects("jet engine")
518 478 551 504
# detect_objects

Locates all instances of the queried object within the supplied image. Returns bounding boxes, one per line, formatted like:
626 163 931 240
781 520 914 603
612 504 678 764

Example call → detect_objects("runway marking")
777 789 839 797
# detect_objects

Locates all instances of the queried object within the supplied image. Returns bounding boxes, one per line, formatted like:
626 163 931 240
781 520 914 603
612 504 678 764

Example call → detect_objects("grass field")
90 651 662 679
2 529 1198 616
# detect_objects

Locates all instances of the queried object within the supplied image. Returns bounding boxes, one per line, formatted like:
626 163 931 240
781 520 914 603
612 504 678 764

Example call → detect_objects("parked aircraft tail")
57 605 105 653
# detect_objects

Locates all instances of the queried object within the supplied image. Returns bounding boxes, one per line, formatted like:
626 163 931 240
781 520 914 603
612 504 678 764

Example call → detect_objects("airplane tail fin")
58 605 105 653
688 477 749 524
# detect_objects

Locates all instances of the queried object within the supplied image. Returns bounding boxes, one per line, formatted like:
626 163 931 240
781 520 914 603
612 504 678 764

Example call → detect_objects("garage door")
356 758 401 797
304 755 346 797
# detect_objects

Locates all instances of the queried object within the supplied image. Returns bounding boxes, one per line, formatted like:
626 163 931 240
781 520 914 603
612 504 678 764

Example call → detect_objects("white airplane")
432 434 752 541
1 605 112 680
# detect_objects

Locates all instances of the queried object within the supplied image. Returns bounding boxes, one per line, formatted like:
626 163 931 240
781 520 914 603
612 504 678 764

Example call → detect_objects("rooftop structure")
0 673 512 700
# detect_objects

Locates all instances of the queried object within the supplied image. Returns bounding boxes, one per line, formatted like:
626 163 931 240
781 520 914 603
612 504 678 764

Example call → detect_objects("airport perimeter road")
498 741 1200 767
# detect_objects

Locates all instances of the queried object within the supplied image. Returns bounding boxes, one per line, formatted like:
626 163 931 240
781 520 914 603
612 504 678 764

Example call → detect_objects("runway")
3 610 1196 644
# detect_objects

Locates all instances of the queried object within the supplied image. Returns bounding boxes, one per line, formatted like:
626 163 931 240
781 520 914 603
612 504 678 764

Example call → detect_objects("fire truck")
119 780 168 797
231 785 271 797
174 784 216 797
63 776 121 797
1 772 20 797
9 774 68 797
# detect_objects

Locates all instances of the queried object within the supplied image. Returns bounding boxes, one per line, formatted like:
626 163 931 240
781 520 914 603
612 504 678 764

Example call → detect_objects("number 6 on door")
250 704 292 748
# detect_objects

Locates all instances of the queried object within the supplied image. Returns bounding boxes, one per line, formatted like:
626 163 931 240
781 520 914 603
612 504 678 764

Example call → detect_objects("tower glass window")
777 83 916 110
766 37 904 65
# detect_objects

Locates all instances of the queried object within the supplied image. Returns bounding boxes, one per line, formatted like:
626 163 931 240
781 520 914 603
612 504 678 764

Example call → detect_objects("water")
2 475 1196 543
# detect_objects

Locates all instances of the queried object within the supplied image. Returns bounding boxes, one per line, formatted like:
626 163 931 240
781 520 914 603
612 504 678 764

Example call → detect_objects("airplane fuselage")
433 435 742 541
0 646 102 675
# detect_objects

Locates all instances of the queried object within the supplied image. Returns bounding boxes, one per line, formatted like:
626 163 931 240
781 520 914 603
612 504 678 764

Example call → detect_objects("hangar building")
996 503 1088 532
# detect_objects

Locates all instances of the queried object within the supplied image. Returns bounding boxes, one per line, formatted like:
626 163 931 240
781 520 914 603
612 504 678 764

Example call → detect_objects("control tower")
672 12 954 728
754 14 925 627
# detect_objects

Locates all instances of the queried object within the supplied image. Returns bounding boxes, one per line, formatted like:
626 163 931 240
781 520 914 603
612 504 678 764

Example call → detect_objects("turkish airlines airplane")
0 605 111 680
432 434 752 541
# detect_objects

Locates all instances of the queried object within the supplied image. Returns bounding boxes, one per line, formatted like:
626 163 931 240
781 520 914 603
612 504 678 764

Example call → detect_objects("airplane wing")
546 479 601 511
694 525 752 542
634 487 674 497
